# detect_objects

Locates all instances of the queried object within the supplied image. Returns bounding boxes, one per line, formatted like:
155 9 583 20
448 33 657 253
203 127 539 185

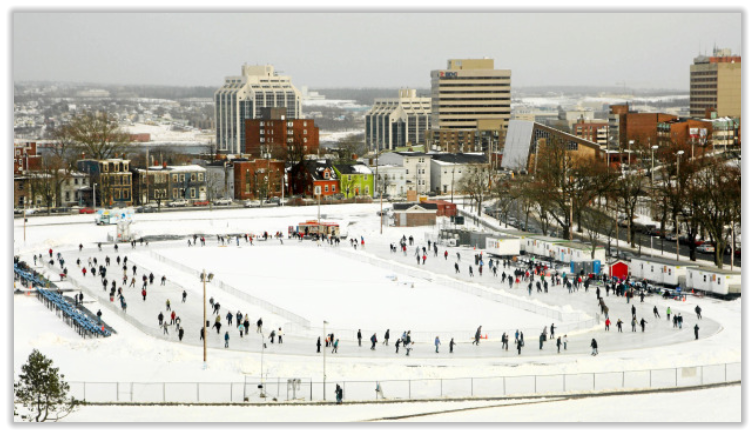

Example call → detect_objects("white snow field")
12 202 742 422
160 245 555 333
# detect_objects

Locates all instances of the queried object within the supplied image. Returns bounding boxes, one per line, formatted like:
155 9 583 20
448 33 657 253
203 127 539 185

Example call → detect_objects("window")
304 138 308 143
172 188 178 199
303 130 307 134
287 121 293 127
190 188 196 198
65 192 70 201
348 175 352 181
287 138 293 143
324 185 329 193
703 276 707 282
364 186 369 195
123 189 130 200
191 173 196 182
74 178 78 185
260 129 265 135
332 184 336 192
304 121 307 126
199 173 204 182
172 174 178 182
260 138 265 143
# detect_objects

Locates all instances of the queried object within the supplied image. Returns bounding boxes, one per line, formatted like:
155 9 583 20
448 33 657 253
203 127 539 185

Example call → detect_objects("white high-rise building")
365 89 431 152
214 64 302 154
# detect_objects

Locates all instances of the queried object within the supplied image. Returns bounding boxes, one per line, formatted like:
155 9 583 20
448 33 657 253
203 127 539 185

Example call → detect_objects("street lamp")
628 140 634 169
675 150 685 261
323 320 328 401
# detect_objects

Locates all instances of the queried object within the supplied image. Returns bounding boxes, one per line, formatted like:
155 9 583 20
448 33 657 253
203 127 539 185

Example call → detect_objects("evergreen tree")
15 349 79 422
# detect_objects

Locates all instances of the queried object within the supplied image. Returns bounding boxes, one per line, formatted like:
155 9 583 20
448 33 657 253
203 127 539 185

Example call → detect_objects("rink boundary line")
73 380 740 408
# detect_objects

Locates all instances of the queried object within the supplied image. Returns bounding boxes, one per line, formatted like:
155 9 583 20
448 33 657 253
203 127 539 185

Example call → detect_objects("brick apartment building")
13 141 42 174
244 107 319 158
608 104 677 149
233 159 286 201
573 119 609 146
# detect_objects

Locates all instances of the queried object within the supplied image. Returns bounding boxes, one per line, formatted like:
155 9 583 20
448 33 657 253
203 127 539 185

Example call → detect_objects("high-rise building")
690 48 741 119
214 64 302 154
244 107 320 158
365 89 431 152
427 58 511 152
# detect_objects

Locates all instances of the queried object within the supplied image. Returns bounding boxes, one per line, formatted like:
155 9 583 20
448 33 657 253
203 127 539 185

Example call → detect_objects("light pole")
628 140 634 169
93 183 98 209
202 269 207 364
322 320 328 401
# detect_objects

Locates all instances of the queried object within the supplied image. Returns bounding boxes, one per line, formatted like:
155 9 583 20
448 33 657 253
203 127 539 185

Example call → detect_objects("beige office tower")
428 59 511 151
690 48 741 119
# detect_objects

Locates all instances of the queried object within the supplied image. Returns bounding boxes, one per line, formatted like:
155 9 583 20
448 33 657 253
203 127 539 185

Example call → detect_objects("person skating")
405 341 414 356
434 336 441 353
695 305 702 319
224 331 230 348
556 336 562 353
332 338 339 353
163 322 169 335
278 327 284 343
449 338 455 353
383 329 390 346
160 275 166 285
269 330 276 344
335 384 343 404
149 272 154 285
141 289 147 301
357 329 362 347
200 327 205 341
631 304 636 318
370 333 378 350
694 324 700 340
677 314 683 329
616 319 623 332
243 318 250 335
455 262 460 274
395 338 401 354
550 323 555 339
653 306 660 318
563 335 568 350
474 326 482 345
178 327 184 342
182 290 187 303
590 338 598 356
666 306 672 321
605 318 611 331
257 318 263 333
158 312 164 326
316 337 321 353
631 317 637 332
516 338 522 355
469 265 474 277
640 318 648 332
226 311 233 326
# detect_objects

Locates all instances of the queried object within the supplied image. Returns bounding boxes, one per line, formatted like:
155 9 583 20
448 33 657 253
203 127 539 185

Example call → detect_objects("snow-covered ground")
57 385 740 422
121 123 214 145
11 203 742 422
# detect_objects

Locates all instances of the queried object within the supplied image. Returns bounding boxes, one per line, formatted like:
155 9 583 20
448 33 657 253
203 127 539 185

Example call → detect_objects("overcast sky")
13 12 741 90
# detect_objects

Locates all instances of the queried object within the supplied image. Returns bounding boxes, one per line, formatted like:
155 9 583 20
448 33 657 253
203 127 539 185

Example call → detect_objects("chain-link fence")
67 361 740 404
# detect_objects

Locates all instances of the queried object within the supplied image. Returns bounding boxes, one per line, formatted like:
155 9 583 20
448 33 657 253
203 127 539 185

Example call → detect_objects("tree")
459 166 488 216
51 110 131 161
333 134 366 162
688 157 741 268
581 207 615 260
15 349 79 422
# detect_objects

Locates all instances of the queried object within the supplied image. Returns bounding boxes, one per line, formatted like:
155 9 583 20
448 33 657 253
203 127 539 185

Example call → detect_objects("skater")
631 317 637 332
640 318 648 332
556 336 562 353
539 332 545 350
257 318 263 333
677 314 683 329
226 311 233 326
695 305 702 319
200 327 205 341
605 318 611 331
590 338 598 356
269 330 276 344
694 324 700 340
331 338 339 354
371 333 378 350
617 319 623 332
449 337 455 353
383 329 390 346
166 299 171 312
224 331 230 348
469 265 474 277
158 312 164 326
278 327 284 344
653 306 660 318
395 338 401 354
667 307 672 321
161 275 166 285
405 341 414 356
178 327 184 342
550 323 555 340
317 337 321 353
563 335 568 350
474 326 482 346
516 338 522 355
141 289 147 301
455 262 460 274
357 329 362 347
434 336 440 353
182 290 187 303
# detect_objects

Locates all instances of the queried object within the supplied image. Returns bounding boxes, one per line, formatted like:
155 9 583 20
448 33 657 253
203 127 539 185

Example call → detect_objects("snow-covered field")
11 203 742 422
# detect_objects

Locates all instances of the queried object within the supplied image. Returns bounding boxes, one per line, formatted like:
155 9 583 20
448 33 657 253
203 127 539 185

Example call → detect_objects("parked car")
696 244 715 253
664 233 678 241
78 207 95 214
193 200 210 207
243 200 261 208
213 198 232 206
136 206 155 213
167 199 188 207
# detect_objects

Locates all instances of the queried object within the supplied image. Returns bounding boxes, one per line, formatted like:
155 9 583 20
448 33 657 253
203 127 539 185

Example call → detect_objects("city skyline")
13 12 741 89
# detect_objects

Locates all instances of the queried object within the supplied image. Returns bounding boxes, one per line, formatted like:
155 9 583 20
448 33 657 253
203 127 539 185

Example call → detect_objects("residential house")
377 152 431 195
132 163 207 205
333 162 374 198
429 153 488 195
77 158 133 207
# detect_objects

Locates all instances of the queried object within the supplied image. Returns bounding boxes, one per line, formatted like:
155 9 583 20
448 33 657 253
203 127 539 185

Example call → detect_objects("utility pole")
145 148 150 206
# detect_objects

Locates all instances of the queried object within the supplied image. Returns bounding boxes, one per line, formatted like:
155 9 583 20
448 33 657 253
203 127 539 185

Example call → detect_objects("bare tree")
51 111 132 160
